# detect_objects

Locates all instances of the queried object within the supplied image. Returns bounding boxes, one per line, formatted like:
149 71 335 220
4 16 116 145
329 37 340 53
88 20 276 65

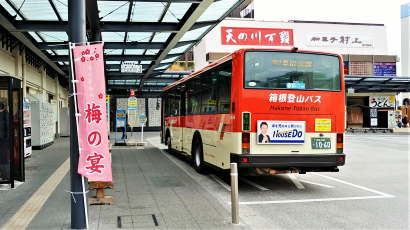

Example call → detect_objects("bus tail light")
241 157 250 163
336 133 343 153
242 132 250 154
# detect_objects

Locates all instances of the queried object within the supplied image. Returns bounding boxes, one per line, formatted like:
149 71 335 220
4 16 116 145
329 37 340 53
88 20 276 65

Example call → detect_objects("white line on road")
287 174 305 190
312 173 395 198
210 174 231 191
238 195 392 205
239 177 270 191
300 180 335 188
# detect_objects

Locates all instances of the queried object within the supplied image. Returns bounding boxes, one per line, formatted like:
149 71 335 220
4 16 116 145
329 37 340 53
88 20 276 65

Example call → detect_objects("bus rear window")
245 51 341 91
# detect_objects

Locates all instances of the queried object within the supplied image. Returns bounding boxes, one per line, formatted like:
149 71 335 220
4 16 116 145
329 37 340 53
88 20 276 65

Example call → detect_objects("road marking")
238 195 392 205
312 173 394 197
1 158 70 230
287 174 305 190
239 177 270 191
210 174 231 191
300 180 335 188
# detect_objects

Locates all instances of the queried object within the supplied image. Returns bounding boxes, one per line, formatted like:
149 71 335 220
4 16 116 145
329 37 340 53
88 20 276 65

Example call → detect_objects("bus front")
232 49 345 174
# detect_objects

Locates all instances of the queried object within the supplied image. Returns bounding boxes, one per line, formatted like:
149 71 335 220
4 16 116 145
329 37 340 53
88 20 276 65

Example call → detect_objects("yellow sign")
315 119 332 132
106 95 110 101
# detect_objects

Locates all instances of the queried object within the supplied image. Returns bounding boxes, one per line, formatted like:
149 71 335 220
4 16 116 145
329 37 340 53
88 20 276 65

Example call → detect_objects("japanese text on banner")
72 43 112 182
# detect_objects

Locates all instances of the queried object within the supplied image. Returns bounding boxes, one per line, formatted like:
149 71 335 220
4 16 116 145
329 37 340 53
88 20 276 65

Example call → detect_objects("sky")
254 0 408 75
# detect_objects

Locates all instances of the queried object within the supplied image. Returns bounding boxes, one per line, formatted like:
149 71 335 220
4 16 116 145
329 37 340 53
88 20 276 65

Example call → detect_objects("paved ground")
0 133 408 229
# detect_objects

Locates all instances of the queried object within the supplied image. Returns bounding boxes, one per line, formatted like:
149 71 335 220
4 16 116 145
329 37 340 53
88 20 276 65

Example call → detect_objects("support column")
68 0 87 229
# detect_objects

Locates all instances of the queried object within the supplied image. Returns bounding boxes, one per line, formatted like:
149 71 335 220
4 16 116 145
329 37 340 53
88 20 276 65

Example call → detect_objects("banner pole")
68 0 88 228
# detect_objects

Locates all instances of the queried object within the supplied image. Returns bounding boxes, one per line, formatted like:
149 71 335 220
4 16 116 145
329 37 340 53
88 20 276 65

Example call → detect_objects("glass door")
11 78 24 182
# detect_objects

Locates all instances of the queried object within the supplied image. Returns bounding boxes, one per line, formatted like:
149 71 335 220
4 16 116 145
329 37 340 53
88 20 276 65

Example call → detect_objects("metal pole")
68 0 88 229
230 163 239 224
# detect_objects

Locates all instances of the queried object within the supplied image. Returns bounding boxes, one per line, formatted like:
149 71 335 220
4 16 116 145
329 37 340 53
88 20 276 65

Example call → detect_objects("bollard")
230 163 239 224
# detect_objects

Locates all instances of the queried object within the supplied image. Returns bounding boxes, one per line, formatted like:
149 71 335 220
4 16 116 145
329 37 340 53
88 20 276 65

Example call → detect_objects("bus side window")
217 61 232 114
200 70 218 114
187 79 201 115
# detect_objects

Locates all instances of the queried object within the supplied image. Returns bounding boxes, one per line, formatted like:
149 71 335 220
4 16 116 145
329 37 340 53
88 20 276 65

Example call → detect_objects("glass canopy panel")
161 3 191 23
161 56 180 64
104 49 123 55
126 80 137 85
106 61 121 65
102 32 125 42
108 80 115 84
131 2 165 22
28 32 42 42
54 50 68 55
146 49 160 55
11 0 58 21
155 65 169 71
46 50 55 55
98 1 129 22
197 0 240 22
179 25 211 41
140 61 152 65
0 0 22 20
168 43 191 54
127 32 153 42
151 32 171 42
124 49 145 55
52 0 68 21
38 32 68 42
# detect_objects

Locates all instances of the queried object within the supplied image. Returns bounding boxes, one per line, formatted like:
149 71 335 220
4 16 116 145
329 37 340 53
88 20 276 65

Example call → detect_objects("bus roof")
162 48 342 92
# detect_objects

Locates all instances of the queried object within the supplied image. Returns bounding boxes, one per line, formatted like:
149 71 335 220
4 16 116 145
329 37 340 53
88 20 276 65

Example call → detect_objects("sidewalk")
1 133 247 229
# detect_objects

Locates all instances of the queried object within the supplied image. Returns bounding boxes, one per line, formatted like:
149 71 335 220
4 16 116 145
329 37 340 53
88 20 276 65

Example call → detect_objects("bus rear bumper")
230 153 345 169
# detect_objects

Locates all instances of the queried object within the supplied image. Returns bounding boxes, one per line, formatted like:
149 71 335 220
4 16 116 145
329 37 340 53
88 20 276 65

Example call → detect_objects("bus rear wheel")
166 134 172 152
192 139 206 174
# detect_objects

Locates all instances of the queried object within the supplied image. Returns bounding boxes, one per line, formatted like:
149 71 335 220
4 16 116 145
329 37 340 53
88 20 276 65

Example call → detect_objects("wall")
194 18 388 70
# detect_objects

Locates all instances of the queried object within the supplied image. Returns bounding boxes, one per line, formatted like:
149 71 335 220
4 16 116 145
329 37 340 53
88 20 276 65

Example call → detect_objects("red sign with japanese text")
221 27 294 46
72 43 112 182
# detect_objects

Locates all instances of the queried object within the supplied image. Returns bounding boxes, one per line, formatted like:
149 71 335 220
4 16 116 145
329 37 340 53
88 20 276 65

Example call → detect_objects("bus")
161 48 345 175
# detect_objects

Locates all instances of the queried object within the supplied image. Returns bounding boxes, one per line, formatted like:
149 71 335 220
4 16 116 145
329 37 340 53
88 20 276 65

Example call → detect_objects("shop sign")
369 96 395 108
371 118 378 127
139 114 147 125
307 33 373 48
370 108 378 118
221 27 294 46
72 43 112 182
257 120 305 144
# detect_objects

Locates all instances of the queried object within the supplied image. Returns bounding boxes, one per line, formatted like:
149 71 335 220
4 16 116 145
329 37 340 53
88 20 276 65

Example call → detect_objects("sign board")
121 61 142 73
128 96 138 110
257 120 305 144
128 109 137 127
116 109 126 128
373 63 396 76
371 118 378 127
139 114 147 125
221 27 294 46
307 33 373 48
370 108 378 118
72 43 112 182
369 96 395 108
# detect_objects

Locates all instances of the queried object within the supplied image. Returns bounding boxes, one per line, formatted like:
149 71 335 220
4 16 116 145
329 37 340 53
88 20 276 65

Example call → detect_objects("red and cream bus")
161 48 345 175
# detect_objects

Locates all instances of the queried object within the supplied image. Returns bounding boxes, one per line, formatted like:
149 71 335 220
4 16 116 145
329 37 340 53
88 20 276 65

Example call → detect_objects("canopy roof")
0 0 244 94
345 75 410 93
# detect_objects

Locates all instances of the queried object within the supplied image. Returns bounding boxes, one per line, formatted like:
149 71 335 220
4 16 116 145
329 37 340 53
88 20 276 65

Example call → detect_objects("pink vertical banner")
72 43 112 182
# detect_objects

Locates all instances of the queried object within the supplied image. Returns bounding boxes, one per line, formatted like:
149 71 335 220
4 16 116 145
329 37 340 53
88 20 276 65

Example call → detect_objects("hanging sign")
127 96 138 110
116 109 126 128
128 109 138 127
121 61 142 73
139 114 147 125
72 43 112 182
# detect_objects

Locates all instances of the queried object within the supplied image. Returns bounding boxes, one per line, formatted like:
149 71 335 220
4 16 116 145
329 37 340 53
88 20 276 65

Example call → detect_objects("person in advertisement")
258 122 271 143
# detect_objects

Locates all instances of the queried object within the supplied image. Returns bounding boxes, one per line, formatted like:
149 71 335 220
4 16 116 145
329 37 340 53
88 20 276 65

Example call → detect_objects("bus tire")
192 137 207 174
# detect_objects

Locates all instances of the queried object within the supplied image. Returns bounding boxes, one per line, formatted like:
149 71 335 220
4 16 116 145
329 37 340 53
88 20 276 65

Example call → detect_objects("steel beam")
51 53 183 61
14 20 215 32
139 0 214 88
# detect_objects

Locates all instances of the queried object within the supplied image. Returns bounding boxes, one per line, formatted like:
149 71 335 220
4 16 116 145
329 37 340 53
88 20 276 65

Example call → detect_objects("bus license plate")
311 138 331 149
